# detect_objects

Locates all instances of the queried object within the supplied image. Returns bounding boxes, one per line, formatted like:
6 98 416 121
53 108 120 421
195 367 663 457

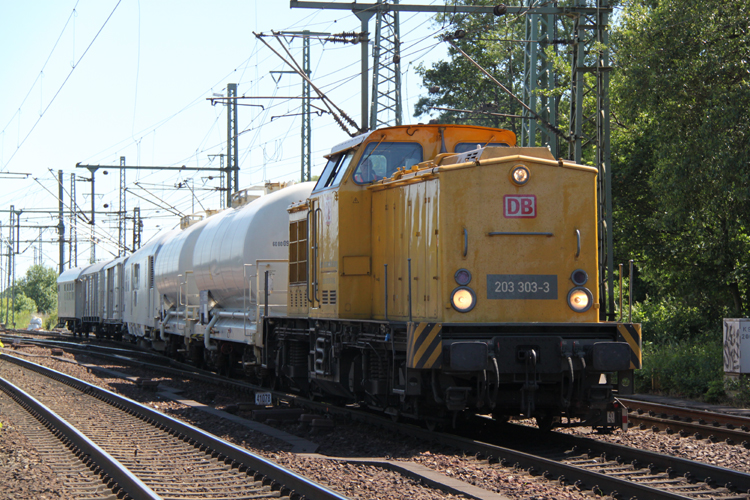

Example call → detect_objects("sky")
0 0 468 281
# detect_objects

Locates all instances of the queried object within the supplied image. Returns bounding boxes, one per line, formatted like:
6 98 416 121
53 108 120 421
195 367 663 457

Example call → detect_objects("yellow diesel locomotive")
271 123 640 429
59 122 640 430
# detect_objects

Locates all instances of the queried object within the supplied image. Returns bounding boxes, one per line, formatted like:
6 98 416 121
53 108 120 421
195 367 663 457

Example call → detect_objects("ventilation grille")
291 287 308 309
322 290 337 306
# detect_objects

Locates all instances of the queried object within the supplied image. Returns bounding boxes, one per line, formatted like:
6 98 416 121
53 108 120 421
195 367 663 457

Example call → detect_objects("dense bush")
635 339 724 399
0 292 37 328
629 295 725 345
44 310 58 330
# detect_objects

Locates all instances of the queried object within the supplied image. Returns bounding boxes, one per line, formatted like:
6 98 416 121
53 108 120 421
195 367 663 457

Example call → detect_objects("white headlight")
511 165 530 186
567 287 593 313
451 287 476 312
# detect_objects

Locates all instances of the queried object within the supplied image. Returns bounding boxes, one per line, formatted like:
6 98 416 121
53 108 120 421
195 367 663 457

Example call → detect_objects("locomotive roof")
327 123 515 156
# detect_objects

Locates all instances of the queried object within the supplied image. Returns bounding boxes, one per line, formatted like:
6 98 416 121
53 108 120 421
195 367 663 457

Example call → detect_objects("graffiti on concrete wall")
724 319 742 373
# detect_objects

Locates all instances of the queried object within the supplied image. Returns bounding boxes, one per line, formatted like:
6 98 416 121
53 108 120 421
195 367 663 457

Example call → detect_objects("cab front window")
352 142 423 185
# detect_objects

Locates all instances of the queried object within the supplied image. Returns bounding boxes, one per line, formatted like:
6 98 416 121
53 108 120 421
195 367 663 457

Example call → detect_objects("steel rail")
0 353 349 500
0 375 160 500
540 426 750 494
622 397 750 428
621 398 750 446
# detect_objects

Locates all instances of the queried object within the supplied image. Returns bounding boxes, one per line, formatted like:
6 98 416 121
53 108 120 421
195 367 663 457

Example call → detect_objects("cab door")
307 150 355 318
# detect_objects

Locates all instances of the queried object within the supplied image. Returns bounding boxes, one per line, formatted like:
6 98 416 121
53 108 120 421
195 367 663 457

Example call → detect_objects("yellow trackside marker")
617 323 642 369
407 322 443 369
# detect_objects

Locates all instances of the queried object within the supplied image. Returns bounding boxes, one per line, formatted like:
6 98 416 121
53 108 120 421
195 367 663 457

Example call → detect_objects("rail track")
621 397 750 447
459 418 750 500
0 352 348 500
6 329 750 499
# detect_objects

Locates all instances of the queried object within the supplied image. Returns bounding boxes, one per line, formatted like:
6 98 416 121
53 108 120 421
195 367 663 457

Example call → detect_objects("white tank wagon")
150 182 314 365
154 213 215 319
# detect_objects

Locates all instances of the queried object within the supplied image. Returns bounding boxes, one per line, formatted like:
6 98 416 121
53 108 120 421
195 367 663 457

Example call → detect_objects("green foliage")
16 265 58 314
704 379 726 404
635 339 724 399
724 377 750 407
611 0 750 317
44 310 58 331
0 291 37 315
413 0 529 133
0 291 36 329
630 295 724 345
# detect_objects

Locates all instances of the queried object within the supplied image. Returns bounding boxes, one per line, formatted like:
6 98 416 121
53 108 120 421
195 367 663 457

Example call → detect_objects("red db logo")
504 195 537 218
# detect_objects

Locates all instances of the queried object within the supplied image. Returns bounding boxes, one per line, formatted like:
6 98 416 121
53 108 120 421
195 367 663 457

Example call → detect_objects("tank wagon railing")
244 264 255 338
177 272 200 327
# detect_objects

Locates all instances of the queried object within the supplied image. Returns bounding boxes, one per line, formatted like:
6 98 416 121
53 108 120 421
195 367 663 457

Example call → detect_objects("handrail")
488 231 553 237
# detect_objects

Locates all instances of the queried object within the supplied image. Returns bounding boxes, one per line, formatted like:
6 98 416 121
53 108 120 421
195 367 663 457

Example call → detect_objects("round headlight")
567 287 593 313
510 165 530 186
571 269 588 286
451 287 476 312
454 268 472 286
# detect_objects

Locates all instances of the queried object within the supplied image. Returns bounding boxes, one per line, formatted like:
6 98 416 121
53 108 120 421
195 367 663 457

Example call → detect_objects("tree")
413 0 529 133
16 265 58 314
611 0 750 317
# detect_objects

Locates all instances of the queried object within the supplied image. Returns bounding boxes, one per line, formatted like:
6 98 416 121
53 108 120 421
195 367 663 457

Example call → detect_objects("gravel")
0 415 71 500
2 342 748 499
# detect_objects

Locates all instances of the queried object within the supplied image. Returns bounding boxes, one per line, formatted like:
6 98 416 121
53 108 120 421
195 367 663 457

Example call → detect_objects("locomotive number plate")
486 274 558 300
255 392 272 406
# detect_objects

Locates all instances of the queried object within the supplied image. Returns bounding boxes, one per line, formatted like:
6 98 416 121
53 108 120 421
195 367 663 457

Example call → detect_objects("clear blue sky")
0 1 461 278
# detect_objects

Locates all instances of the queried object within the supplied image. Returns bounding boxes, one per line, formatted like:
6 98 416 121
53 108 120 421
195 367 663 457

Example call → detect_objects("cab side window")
312 151 356 192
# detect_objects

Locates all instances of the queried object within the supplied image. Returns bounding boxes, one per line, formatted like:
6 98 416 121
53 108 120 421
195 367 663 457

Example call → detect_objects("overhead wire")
7 2 472 265
0 1 80 160
2 0 123 171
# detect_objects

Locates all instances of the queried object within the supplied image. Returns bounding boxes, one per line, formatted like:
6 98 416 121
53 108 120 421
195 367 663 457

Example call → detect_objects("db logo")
504 195 537 218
